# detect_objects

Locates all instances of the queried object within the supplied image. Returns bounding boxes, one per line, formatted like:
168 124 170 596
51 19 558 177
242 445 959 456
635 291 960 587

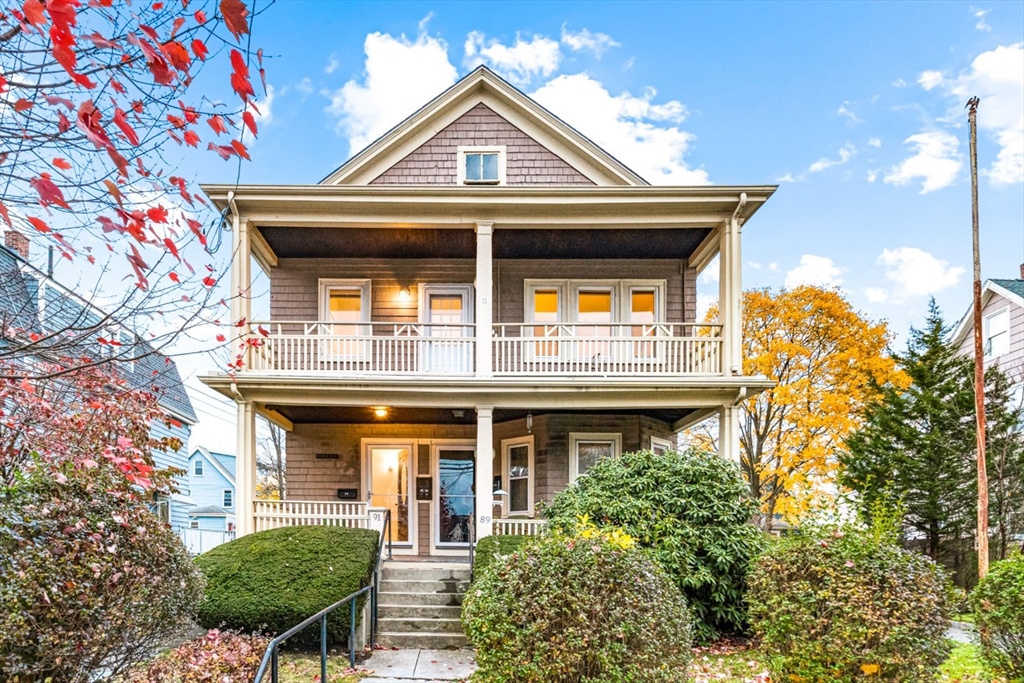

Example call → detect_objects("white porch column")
719 404 741 463
229 217 252 328
475 406 494 541
475 221 494 378
718 216 743 376
235 400 257 536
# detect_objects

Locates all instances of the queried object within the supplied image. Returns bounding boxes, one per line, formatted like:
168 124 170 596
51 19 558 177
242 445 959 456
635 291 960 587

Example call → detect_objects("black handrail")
252 510 392 682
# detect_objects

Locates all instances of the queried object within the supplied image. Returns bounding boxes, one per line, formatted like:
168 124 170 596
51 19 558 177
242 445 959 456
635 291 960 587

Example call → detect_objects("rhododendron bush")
0 0 265 380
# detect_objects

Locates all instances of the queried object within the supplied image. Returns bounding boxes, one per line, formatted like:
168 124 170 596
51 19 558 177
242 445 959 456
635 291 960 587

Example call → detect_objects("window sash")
223 490 233 508
194 460 203 476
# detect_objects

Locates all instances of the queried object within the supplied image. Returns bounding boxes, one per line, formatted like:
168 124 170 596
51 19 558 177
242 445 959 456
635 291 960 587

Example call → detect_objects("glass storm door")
436 449 475 546
367 446 411 543
425 292 471 373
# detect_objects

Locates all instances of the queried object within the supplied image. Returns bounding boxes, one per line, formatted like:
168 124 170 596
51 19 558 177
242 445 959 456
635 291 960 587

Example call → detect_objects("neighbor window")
223 490 233 508
458 146 505 185
189 520 200 529
569 433 622 482
985 308 1010 358
194 459 204 476
502 436 534 516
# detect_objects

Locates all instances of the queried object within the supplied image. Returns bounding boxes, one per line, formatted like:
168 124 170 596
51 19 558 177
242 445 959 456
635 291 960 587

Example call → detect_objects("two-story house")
0 231 198 529
199 66 775 557
952 268 1024 407
187 447 237 531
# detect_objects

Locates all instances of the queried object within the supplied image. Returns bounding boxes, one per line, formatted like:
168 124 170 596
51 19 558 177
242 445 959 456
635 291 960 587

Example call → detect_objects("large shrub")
473 533 529 579
748 528 957 682
196 525 379 646
544 448 764 640
127 630 269 683
0 466 203 682
972 551 1024 680
463 521 693 683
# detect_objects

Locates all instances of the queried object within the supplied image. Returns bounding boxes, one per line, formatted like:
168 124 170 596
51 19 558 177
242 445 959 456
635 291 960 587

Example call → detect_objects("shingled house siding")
370 104 595 186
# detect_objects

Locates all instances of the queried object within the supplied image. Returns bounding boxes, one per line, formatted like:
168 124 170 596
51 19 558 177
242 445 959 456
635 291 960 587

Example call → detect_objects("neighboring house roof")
951 278 1024 346
0 241 197 424
320 65 648 187
189 505 228 516
190 446 236 487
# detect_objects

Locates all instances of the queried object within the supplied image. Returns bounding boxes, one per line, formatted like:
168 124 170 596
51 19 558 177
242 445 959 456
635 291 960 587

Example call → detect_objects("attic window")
458 146 505 185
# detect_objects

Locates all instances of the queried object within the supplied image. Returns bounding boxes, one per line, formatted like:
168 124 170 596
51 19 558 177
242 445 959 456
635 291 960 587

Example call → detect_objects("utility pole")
967 96 989 579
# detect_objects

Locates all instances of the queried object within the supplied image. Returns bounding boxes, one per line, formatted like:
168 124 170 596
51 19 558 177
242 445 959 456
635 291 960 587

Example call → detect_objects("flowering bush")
462 519 693 683
972 551 1024 680
747 528 957 682
0 464 203 682
127 630 269 683
544 448 764 641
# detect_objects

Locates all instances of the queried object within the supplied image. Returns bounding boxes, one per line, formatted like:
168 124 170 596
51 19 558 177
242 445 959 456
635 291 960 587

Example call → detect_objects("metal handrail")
252 509 392 683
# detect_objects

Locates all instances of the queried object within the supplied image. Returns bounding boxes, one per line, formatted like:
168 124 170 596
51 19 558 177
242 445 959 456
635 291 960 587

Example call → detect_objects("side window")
223 490 233 508
502 436 534 516
458 146 506 185
650 436 673 455
569 433 622 482
194 459 204 476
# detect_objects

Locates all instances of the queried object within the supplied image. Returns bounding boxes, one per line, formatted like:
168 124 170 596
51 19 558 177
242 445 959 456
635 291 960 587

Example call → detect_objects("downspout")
728 193 747 375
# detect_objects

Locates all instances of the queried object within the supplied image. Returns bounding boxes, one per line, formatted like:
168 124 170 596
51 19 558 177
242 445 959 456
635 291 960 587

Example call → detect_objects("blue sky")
184 1 1024 451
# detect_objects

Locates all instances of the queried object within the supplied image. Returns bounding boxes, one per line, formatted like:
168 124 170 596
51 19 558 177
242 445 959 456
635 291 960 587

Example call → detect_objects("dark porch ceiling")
266 405 696 427
257 227 712 261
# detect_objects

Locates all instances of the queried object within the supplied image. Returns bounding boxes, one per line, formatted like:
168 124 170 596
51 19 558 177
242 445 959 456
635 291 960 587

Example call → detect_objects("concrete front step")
379 617 463 634
378 604 463 620
379 579 470 594
377 590 464 607
381 565 472 582
376 631 469 649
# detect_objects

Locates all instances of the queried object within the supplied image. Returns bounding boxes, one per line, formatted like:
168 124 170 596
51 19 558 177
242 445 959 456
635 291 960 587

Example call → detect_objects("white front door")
366 444 413 545
421 285 473 373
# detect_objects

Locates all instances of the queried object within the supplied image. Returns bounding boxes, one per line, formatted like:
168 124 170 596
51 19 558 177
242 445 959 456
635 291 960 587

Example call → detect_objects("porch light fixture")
526 411 533 434
398 287 412 302
373 406 389 418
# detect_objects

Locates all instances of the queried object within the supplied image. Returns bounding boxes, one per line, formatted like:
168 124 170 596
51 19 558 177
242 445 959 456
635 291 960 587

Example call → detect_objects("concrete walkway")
364 648 475 682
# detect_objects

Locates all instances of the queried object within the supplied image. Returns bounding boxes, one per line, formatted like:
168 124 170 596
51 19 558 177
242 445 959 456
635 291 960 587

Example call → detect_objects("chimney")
1019 263 1023 279
4 230 29 260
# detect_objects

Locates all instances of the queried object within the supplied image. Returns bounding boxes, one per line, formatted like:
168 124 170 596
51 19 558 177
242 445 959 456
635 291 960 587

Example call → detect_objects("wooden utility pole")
967 96 990 579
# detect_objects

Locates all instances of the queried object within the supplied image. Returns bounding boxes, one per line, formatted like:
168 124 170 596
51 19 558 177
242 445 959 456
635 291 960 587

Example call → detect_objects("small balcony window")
458 146 505 185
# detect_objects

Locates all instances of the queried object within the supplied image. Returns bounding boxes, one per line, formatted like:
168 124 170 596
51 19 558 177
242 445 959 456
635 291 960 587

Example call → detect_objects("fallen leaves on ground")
688 638 772 683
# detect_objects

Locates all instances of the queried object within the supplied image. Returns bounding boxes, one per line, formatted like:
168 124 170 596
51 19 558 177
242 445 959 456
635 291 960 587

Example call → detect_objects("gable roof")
951 278 1024 346
0 241 197 424
189 505 228 516
190 446 236 486
321 65 648 187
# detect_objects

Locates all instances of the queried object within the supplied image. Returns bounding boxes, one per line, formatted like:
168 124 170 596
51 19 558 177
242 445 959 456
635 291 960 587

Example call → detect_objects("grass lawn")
276 649 370 683
687 640 997 683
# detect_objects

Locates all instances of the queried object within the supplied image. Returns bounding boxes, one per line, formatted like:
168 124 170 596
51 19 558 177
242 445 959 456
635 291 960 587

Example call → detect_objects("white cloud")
560 26 620 58
868 137 882 148
532 73 708 184
464 31 561 85
892 78 908 88
696 294 717 322
324 54 340 75
919 70 945 91
785 255 845 288
776 173 795 183
325 31 458 154
971 6 992 31
867 169 880 183
877 247 964 299
864 287 888 303
808 143 857 173
837 103 862 123
883 130 962 193
940 43 1024 185
295 77 313 96
699 255 719 284
248 83 275 130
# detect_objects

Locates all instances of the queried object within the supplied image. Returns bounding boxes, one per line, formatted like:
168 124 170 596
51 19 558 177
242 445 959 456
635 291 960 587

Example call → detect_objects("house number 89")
479 515 491 524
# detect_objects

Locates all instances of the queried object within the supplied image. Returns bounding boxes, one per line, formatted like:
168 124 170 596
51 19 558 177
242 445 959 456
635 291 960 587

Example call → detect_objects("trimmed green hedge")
972 551 1024 680
195 526 378 645
474 534 530 579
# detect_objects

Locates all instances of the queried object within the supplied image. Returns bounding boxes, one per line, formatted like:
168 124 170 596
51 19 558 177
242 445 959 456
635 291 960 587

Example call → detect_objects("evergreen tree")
840 300 977 561
985 367 1024 559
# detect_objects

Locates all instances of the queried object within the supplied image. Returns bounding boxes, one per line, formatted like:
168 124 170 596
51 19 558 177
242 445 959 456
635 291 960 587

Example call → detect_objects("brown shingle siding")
371 103 594 186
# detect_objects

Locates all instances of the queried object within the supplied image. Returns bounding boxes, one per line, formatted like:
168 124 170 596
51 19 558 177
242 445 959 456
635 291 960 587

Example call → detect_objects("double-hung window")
502 436 534 516
223 490 233 509
319 279 371 359
569 433 622 482
458 146 505 185
194 459 204 476
984 308 1010 358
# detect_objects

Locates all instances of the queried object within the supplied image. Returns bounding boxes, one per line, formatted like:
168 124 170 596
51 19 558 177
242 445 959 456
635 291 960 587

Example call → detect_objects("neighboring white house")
187 447 237 531
198 65 776 556
952 270 1024 409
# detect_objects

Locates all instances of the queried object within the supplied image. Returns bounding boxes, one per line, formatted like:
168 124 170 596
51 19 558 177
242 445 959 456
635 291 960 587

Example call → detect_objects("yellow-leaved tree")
688 285 907 529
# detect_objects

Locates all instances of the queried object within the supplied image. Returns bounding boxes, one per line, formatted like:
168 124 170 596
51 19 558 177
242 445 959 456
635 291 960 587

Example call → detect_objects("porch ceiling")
256 226 712 260
264 405 697 426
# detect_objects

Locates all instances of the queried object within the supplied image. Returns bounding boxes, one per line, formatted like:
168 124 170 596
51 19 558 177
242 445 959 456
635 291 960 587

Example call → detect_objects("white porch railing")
492 323 723 376
253 500 371 532
493 518 547 536
245 321 476 376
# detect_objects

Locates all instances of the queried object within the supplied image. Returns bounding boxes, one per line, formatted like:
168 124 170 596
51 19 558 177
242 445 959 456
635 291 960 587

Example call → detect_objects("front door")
366 445 412 545
421 285 473 374
435 448 475 547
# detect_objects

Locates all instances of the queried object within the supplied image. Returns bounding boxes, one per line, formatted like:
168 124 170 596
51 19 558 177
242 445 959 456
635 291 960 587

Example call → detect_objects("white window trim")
318 278 372 323
983 306 1010 358
525 279 667 325
457 145 507 185
501 435 535 517
193 459 204 476
417 284 475 325
222 490 233 508
362 438 419 555
650 435 674 454
429 441 478 553
569 432 622 483
318 278 372 359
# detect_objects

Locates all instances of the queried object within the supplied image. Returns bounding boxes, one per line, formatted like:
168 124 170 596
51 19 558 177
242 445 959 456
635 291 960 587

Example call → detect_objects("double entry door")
365 442 476 552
